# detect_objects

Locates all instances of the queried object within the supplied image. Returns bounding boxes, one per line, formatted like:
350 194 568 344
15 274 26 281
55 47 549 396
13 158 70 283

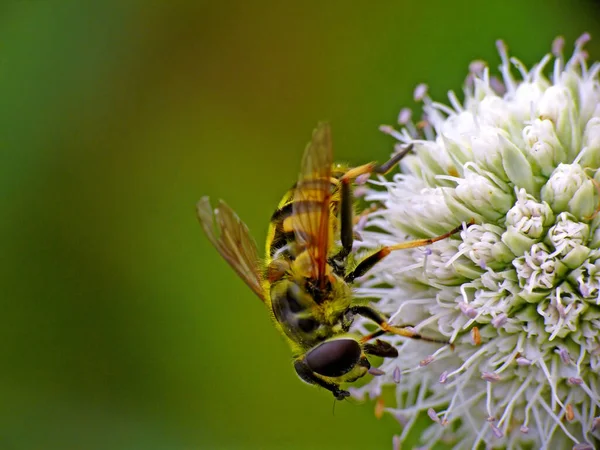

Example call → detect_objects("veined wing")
292 122 334 284
197 196 266 302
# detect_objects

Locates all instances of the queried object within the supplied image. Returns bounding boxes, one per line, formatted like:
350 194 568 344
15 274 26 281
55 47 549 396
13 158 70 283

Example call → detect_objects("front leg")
349 305 449 345
293 359 350 400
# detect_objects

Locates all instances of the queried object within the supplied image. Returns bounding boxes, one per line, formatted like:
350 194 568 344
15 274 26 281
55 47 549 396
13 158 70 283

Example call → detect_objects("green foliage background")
1 2 599 449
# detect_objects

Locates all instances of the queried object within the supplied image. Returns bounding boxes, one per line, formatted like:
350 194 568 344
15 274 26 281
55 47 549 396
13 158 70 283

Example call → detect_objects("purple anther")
459 302 478 319
355 173 371 186
393 366 402 384
516 357 532 366
379 125 395 135
520 425 529 434
439 370 448 384
481 371 501 383
573 443 594 450
420 355 434 366
568 377 583 385
368 367 385 376
490 422 504 438
427 408 440 423
576 32 591 48
491 313 508 328
552 36 565 56
496 40 508 59
353 187 367 199
558 347 572 365
469 60 486 75
398 108 412 125
490 76 506 95
414 84 428 101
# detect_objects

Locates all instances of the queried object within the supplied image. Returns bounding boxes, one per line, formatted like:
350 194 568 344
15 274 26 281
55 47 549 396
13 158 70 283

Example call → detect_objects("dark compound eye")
297 318 318 333
305 339 361 378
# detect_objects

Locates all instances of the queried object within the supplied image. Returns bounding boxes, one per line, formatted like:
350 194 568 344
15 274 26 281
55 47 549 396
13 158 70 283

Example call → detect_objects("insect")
197 122 465 400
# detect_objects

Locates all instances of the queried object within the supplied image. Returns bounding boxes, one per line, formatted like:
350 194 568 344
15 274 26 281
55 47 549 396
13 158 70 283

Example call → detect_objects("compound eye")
305 339 361 378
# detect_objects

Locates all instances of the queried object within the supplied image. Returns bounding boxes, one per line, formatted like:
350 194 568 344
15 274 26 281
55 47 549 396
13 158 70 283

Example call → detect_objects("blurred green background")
1 2 599 449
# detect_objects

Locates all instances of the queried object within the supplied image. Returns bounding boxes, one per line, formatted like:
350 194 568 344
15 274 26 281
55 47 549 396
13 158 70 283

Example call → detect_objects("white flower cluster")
351 35 600 450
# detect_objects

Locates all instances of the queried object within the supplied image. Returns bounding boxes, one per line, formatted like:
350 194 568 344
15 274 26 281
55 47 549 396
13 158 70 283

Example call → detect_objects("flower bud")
545 213 590 268
454 166 513 222
522 119 567 177
579 117 600 169
536 85 580 156
541 164 596 219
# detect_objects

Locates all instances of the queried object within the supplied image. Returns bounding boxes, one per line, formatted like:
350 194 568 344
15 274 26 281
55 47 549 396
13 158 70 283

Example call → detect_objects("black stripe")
270 200 324 224
269 231 296 257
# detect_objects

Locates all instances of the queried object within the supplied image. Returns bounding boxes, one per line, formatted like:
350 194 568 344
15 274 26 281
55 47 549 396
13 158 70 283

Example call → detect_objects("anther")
398 108 412 125
393 366 401 383
552 36 565 57
369 367 385 376
420 356 434 366
471 326 481 345
481 371 501 382
565 403 574 422
491 313 508 328
439 370 448 384
516 357 532 366
427 408 441 423
490 422 504 438
414 84 428 102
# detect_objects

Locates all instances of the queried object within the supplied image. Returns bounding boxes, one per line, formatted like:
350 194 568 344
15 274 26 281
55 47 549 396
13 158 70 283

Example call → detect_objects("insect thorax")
270 275 351 350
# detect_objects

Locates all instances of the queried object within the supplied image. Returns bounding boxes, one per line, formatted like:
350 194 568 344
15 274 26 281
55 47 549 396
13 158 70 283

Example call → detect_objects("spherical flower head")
353 34 600 449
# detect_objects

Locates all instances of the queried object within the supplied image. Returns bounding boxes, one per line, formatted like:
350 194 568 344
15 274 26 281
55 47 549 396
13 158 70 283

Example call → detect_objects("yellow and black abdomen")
264 169 347 267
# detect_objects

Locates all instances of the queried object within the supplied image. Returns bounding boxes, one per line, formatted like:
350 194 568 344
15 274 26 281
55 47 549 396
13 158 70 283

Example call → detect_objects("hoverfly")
198 123 464 400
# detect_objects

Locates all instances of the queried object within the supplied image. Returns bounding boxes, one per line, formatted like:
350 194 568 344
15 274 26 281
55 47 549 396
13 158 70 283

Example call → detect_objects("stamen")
591 416 600 432
491 313 508 328
516 357 532 366
393 366 401 383
420 355 434 366
552 36 565 57
471 326 481 345
414 83 428 102
558 347 572 365
379 125 405 141
375 397 385 419
490 422 503 438
566 403 575 422
398 108 412 125
481 371 501 383
439 370 448 384
573 444 594 450
427 408 441 424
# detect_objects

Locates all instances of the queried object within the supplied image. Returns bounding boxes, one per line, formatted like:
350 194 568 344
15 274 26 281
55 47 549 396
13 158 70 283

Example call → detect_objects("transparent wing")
292 122 333 283
197 197 266 302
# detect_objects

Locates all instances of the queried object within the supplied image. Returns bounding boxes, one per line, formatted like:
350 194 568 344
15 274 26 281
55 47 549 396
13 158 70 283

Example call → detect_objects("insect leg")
372 143 414 175
350 305 449 345
340 144 414 185
362 339 399 358
293 359 350 400
344 220 471 283
330 177 354 266
331 145 415 269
